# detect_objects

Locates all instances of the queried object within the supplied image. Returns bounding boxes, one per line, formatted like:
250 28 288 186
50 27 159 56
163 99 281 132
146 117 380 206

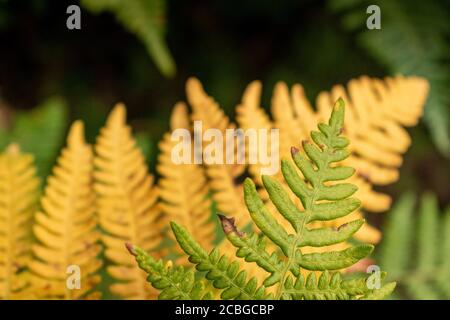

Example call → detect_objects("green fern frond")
126 244 213 300
329 0 450 156
379 192 450 299
81 0 175 77
129 99 395 300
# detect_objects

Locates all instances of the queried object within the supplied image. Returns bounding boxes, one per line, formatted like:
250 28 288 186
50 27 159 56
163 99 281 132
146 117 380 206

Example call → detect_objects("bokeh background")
0 0 449 299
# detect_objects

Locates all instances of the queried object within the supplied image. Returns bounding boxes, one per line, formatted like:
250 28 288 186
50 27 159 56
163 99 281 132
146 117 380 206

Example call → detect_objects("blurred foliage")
81 0 175 77
0 97 67 179
0 0 448 217
329 0 450 156
378 192 450 299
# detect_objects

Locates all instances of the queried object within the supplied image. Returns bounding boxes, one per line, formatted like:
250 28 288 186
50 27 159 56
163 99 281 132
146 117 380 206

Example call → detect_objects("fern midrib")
205 257 256 300
275 139 335 299
63 146 82 300
161 272 193 300
115 142 147 297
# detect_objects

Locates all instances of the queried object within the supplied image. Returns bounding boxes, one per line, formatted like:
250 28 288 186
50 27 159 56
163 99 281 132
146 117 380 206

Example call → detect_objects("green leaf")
330 0 450 156
0 96 68 179
378 192 450 299
81 0 176 77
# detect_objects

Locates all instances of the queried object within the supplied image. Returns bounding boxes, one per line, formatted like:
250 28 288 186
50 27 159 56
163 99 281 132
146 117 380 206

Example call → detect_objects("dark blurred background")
0 0 448 206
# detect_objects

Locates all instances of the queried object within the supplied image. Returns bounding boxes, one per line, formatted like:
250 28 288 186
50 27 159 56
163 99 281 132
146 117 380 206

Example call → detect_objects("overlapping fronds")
129 100 395 300
28 122 101 299
235 75 428 243
186 78 250 228
379 192 450 299
314 76 428 209
0 144 39 299
157 102 214 263
94 104 163 299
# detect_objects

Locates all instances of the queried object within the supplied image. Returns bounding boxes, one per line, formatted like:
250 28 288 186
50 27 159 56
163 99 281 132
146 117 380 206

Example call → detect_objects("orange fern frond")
157 102 215 264
233 75 428 243
0 144 39 299
314 76 429 211
186 78 250 228
94 104 163 299
28 122 102 299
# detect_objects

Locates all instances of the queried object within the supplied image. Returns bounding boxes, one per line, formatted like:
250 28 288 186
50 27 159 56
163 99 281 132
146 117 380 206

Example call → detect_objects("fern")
126 244 214 300
129 100 395 300
27 121 102 299
379 192 450 299
94 104 164 299
186 78 250 228
157 102 215 263
329 0 450 156
0 144 40 299
81 0 175 77
236 75 428 243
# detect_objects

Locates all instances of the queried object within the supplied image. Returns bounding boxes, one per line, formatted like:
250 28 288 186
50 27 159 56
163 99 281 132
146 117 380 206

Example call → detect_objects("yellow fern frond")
314 76 428 212
186 78 250 228
94 104 163 299
0 144 39 299
235 80 274 185
157 102 214 264
28 122 101 299
236 81 303 234
234 75 428 243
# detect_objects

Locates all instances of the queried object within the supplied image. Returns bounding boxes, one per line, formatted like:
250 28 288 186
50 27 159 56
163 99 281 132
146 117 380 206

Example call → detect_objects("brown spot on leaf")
337 223 349 231
125 243 137 256
291 146 299 155
218 214 245 237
